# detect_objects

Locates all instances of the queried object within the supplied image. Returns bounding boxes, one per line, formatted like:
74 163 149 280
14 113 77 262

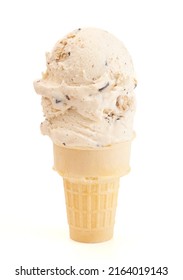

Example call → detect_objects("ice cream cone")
53 138 133 243
34 28 137 243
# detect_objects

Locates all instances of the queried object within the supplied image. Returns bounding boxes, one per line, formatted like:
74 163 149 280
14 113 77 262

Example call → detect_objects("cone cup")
53 138 133 243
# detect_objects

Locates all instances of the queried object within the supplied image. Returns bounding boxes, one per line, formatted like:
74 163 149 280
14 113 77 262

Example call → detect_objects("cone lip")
54 132 135 151
53 132 134 177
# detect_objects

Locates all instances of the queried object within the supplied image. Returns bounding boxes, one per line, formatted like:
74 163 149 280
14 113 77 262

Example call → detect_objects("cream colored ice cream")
34 27 137 243
34 27 136 147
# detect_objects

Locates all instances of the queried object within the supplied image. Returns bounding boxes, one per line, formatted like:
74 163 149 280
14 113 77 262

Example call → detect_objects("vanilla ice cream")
34 27 136 147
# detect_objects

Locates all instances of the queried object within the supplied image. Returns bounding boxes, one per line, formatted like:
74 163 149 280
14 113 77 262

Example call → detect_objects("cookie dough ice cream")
34 27 136 148
34 27 137 243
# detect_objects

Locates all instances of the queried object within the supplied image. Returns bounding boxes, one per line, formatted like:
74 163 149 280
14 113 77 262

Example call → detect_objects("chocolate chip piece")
55 99 61 103
66 95 70 100
98 82 109 92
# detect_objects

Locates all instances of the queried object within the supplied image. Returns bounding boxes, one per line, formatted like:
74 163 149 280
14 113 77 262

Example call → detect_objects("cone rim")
53 132 135 151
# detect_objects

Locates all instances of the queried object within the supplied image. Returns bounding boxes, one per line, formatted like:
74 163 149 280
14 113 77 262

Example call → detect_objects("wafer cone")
53 139 133 243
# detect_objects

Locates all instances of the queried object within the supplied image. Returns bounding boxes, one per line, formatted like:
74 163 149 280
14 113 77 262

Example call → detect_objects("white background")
0 0 183 279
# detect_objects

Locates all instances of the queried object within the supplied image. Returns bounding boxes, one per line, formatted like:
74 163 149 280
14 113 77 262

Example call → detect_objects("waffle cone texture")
53 139 133 243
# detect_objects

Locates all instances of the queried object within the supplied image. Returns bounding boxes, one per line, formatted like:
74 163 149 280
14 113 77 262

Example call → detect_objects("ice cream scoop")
34 27 136 148
34 27 137 242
